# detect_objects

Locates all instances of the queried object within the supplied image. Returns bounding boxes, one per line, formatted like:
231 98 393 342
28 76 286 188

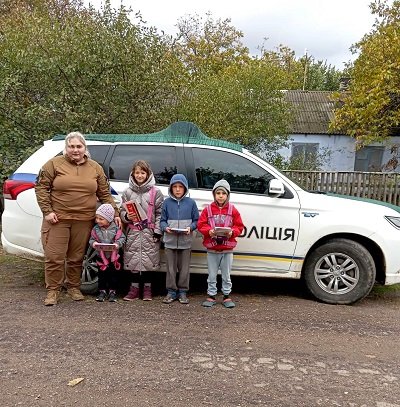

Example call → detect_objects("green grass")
0 251 44 287
371 282 400 295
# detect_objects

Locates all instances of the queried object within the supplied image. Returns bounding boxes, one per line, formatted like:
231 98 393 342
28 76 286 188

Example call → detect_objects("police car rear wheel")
81 246 99 294
304 238 376 305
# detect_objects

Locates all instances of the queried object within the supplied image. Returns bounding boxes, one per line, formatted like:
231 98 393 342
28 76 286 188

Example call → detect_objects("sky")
84 0 379 70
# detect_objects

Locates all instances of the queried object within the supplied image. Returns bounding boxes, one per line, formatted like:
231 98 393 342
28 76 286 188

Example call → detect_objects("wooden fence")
282 171 400 206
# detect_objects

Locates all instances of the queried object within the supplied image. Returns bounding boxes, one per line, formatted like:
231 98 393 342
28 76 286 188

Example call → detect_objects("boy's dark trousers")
97 261 118 292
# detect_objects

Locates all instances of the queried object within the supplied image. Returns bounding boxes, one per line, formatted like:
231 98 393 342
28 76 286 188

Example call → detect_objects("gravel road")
1 251 400 407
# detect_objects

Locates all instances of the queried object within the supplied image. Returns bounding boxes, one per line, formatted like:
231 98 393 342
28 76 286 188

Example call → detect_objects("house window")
291 143 319 166
354 146 384 172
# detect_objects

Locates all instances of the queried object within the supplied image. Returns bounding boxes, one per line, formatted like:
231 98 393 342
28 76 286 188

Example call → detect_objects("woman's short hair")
131 160 152 178
63 131 90 157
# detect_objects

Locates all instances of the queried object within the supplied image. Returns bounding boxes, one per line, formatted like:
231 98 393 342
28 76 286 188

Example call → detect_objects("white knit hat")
213 179 230 197
96 204 115 223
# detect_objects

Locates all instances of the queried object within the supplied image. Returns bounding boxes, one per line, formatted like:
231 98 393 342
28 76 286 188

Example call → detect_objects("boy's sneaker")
178 292 189 304
96 290 107 302
108 291 117 302
222 296 236 308
162 294 176 304
202 296 217 307
123 286 139 301
142 285 152 301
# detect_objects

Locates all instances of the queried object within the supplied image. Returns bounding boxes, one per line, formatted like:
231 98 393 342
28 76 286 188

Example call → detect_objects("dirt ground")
1 248 400 407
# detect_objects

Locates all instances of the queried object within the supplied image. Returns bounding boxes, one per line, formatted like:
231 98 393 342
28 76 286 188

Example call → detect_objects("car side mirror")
268 179 285 197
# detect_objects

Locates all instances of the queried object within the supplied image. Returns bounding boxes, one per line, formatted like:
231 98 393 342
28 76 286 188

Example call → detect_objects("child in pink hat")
89 204 126 302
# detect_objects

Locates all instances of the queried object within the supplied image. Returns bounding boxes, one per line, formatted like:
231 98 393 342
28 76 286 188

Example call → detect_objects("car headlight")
385 216 400 229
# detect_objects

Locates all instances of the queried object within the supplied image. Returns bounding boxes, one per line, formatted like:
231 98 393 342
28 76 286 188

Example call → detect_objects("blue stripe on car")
9 173 37 182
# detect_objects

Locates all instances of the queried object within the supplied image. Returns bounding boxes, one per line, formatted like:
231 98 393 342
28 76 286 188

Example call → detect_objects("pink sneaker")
123 286 139 301
143 285 152 301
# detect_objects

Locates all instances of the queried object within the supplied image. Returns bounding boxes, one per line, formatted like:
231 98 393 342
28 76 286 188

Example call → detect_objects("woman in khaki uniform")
35 132 121 306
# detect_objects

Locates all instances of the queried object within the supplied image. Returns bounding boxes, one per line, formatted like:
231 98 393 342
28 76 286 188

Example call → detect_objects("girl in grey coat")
120 160 164 301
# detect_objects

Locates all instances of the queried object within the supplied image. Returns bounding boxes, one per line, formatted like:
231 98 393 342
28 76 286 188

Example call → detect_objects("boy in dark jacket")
160 174 199 304
197 180 244 308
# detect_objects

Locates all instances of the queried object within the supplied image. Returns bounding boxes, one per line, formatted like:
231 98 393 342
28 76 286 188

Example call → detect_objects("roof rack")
52 121 243 152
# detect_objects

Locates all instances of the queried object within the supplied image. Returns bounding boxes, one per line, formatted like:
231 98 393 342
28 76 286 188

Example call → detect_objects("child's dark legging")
128 271 152 286
98 264 118 292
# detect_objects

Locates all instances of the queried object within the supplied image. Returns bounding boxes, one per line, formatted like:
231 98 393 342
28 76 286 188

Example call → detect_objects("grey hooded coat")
121 173 164 271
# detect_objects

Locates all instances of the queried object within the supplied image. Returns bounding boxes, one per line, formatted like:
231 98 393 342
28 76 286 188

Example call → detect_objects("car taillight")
3 179 36 200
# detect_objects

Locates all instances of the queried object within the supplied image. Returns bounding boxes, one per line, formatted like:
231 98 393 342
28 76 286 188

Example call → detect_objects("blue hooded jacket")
160 174 199 249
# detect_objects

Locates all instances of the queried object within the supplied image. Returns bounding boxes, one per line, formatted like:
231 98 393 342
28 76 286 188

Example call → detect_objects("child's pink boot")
123 285 139 301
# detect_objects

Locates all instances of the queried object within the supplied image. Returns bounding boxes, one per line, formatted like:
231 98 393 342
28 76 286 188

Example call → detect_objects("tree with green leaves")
173 13 250 77
175 60 291 153
260 45 343 91
170 14 291 154
0 0 181 181
0 1 346 184
332 0 400 145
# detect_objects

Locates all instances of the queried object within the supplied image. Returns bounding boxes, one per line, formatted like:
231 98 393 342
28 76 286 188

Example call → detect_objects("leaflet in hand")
214 226 232 236
95 243 116 251
170 227 188 233
123 200 147 223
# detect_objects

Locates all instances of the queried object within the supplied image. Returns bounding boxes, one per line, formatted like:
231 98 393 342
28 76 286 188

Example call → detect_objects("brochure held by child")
214 226 232 236
170 227 188 233
95 243 117 251
123 200 148 223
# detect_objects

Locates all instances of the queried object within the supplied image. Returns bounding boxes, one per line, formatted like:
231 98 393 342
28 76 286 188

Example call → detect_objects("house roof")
284 90 342 135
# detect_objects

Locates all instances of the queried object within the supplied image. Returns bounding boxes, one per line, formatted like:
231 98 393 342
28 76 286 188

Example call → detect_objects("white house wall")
276 134 400 172
381 137 400 171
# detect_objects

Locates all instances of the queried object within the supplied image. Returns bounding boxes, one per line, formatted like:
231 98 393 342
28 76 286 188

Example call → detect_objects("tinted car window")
108 145 177 184
193 148 274 194
56 145 110 170
87 145 110 165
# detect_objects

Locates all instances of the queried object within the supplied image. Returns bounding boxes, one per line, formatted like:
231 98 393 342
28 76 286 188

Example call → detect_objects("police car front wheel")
304 238 376 305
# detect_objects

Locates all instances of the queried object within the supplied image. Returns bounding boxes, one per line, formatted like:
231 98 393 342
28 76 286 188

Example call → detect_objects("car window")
56 145 110 169
87 145 110 165
192 148 274 194
108 145 177 184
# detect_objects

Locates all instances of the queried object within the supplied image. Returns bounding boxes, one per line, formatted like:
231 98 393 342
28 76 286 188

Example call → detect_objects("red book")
123 201 147 223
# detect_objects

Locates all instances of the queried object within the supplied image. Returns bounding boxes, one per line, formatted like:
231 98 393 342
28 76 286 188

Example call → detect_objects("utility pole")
302 49 308 91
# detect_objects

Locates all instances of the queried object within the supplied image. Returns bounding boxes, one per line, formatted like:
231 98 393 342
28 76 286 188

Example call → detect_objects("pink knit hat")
96 204 115 223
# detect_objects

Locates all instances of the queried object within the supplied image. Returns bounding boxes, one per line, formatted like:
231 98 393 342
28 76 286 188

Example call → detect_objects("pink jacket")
198 201 244 251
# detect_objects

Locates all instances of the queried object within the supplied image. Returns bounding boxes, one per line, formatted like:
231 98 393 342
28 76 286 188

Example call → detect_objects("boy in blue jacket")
160 174 199 304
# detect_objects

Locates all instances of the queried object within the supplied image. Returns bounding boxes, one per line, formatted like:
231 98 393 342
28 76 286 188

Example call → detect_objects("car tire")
81 246 99 294
304 238 376 305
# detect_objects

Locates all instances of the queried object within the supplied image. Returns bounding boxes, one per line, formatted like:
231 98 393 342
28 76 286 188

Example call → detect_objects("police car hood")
299 190 400 217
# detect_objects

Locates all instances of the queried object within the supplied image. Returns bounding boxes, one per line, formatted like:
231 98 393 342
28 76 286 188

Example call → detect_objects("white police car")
2 121 400 304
